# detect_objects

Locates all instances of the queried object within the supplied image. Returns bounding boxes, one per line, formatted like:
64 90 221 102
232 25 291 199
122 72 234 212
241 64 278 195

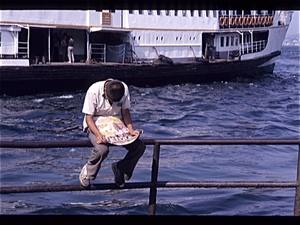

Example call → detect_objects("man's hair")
106 80 125 102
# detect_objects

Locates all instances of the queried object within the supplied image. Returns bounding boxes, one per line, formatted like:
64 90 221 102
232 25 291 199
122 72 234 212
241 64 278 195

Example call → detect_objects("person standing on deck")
68 36 75 63
79 79 146 188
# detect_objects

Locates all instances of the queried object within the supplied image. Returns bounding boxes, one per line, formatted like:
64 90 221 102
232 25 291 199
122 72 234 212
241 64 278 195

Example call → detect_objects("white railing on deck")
240 40 267 55
89 43 106 62
18 42 28 58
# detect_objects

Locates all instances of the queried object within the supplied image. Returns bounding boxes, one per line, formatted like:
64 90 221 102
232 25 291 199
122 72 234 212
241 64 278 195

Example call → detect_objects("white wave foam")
32 98 44 103
51 95 74 99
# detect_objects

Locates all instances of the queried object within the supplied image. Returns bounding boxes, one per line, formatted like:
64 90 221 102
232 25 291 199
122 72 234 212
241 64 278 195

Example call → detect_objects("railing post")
148 143 160 215
294 144 300 216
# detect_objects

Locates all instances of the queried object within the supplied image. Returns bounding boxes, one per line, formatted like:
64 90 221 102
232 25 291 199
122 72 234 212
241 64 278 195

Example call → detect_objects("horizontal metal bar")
1 181 296 194
156 181 298 188
0 139 299 148
0 182 154 194
0 141 93 148
151 139 300 145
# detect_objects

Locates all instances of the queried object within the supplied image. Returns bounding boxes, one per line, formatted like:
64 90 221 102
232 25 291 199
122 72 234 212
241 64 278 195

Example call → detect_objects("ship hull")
0 51 280 96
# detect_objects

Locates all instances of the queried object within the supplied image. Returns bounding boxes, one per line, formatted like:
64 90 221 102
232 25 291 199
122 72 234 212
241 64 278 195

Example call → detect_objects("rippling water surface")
1 46 299 215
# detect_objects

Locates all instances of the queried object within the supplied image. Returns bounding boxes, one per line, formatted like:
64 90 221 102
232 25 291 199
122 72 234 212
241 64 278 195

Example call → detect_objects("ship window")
148 10 152 15
139 10 143 15
220 36 224 47
138 36 141 40
226 36 229 46
231 36 234 46
235 36 239 46
166 10 170 16
175 10 178 16
129 10 133 14
156 37 159 41
161 37 164 41
157 10 161 15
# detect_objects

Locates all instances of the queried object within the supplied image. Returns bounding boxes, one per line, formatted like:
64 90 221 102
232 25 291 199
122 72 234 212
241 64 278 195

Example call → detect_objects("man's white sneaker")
79 164 90 187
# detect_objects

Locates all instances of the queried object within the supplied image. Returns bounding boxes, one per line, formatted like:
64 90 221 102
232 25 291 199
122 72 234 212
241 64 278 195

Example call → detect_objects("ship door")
29 27 48 63
202 33 215 60
89 31 131 63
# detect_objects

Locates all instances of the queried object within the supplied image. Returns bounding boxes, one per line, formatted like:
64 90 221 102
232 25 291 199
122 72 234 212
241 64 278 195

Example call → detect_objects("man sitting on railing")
79 79 146 188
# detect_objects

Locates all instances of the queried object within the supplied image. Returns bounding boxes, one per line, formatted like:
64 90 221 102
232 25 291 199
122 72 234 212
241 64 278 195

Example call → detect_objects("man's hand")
130 129 142 137
86 114 106 144
96 133 106 144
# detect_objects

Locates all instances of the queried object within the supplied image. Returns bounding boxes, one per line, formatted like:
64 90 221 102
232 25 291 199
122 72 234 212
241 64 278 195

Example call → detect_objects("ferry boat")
0 10 293 95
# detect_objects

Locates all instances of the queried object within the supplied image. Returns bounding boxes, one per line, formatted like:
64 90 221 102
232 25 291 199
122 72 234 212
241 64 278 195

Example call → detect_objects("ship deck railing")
0 138 299 216
89 43 106 63
240 40 267 55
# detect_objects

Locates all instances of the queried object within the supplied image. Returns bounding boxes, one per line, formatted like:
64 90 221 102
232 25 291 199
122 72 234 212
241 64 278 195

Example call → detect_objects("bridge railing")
1 138 299 215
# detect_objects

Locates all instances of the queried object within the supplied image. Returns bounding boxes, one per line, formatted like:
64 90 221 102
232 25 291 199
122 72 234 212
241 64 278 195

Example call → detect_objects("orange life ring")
258 16 262 26
262 15 267 26
224 17 229 27
219 16 224 27
254 16 259 26
246 16 251 26
230 16 235 27
265 16 270 26
249 16 254 26
269 15 274 25
238 16 243 27
253 16 257 26
234 16 239 27
242 16 247 26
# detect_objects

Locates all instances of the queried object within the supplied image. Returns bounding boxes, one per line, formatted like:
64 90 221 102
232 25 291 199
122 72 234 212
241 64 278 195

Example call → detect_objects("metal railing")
18 41 29 58
0 138 299 215
240 40 267 55
89 43 106 62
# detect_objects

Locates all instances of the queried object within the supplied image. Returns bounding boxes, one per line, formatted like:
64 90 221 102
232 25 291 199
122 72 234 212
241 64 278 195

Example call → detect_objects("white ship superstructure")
0 10 293 67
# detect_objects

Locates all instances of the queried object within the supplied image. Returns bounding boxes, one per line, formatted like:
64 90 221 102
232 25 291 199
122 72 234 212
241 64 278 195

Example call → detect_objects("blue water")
0 46 299 215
